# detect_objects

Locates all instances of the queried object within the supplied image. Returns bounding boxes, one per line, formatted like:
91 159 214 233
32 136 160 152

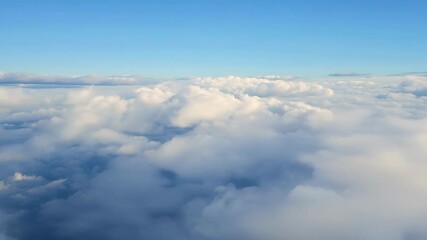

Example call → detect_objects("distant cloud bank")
328 72 371 77
1 74 427 240
0 72 157 85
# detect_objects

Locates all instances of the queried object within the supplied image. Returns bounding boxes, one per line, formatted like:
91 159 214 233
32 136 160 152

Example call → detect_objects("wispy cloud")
389 71 427 77
328 72 371 77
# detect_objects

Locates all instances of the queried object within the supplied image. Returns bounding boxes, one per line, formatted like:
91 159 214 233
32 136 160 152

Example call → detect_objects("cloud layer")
0 72 158 86
1 75 427 240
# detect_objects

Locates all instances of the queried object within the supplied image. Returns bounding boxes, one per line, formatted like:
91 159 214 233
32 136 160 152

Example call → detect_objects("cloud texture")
1 75 427 240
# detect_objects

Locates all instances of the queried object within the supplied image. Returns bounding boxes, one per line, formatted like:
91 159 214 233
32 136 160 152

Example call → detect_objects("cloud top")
0 73 427 240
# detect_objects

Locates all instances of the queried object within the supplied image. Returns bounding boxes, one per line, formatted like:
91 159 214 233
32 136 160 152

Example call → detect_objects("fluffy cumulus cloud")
0 74 427 240
395 76 427 97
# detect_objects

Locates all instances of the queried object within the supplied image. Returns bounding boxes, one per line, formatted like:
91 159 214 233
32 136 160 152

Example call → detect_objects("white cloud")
171 86 240 127
0 88 36 110
11 172 38 181
196 76 334 97
0 73 427 240
395 76 427 97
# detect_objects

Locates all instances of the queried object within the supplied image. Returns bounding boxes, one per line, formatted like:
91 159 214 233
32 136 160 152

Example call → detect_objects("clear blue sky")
1 0 426 78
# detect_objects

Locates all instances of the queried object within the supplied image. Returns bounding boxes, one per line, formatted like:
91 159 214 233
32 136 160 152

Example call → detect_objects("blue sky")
1 0 426 78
